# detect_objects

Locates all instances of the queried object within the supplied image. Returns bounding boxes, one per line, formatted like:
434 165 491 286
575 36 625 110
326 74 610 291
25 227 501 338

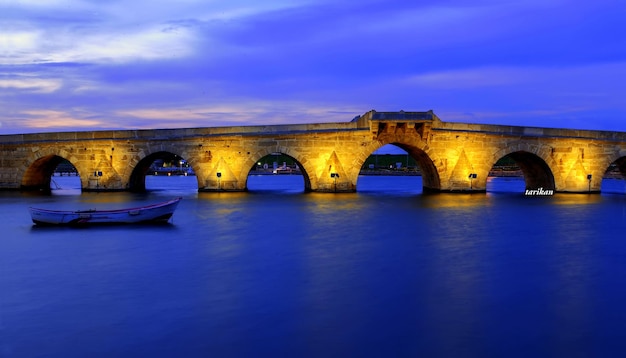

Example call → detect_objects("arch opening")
129 152 198 192
487 152 555 193
357 143 438 194
602 157 626 194
246 152 309 193
22 155 81 194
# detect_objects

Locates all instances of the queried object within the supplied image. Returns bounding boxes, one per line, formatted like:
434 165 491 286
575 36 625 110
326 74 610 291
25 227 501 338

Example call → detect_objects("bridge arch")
488 144 558 192
22 154 76 192
21 147 86 192
604 151 626 178
598 151 626 192
242 148 313 192
358 136 441 192
128 150 199 192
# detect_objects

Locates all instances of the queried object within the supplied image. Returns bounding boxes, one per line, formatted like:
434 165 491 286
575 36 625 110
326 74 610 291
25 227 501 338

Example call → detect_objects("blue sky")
1 0 625 135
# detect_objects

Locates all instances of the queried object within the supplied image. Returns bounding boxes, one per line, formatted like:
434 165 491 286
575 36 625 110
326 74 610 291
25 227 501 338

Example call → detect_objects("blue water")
2 175 626 357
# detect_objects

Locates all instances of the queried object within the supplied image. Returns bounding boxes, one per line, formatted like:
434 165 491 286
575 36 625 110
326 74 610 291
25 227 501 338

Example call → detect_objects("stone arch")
596 149 626 194
488 143 559 191
242 147 313 192
603 150 626 179
127 148 198 192
21 147 84 192
356 134 442 192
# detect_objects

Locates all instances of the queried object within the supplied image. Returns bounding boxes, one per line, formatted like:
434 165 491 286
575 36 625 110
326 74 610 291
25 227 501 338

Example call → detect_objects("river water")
2 175 626 357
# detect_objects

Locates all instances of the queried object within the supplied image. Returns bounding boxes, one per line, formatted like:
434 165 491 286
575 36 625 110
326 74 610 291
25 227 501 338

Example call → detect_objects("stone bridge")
1 110 626 194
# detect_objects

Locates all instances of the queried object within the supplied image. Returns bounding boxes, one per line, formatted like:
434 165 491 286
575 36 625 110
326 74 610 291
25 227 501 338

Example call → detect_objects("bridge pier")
311 183 356 193
198 184 246 192
199 179 244 192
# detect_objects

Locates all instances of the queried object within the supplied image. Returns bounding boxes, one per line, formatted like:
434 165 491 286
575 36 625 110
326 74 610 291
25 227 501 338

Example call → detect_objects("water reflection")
418 193 492 209
247 174 305 193
551 193 604 206
4 174 626 357
549 233 594 354
421 209 490 356
50 175 81 196
601 178 626 195
48 173 626 198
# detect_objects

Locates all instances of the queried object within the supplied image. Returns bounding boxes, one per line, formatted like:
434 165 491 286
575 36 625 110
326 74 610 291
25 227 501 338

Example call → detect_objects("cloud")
1 25 197 65
1 0 320 66
0 76 62 93
116 102 363 128
0 99 363 134
18 110 104 129
0 30 39 52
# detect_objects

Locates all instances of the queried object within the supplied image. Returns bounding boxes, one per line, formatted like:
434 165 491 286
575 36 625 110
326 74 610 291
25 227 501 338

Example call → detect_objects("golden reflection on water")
305 193 364 212
551 193 603 206
418 193 491 209
197 191 248 201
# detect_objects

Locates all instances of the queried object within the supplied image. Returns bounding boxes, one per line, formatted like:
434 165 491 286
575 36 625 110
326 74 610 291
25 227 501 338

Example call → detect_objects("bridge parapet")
353 110 439 139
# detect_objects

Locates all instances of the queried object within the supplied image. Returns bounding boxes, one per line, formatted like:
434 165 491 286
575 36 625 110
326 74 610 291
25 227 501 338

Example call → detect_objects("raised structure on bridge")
1 110 626 193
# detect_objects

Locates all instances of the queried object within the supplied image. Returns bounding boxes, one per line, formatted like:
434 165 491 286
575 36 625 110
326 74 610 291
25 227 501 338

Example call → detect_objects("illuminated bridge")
2 110 626 193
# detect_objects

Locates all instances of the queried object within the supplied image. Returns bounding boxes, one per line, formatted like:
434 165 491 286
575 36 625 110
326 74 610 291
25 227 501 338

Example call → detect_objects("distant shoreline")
57 169 624 179
250 169 625 179
249 169 526 177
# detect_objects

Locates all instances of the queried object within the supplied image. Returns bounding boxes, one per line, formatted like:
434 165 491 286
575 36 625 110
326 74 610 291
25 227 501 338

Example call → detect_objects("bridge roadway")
1 110 626 193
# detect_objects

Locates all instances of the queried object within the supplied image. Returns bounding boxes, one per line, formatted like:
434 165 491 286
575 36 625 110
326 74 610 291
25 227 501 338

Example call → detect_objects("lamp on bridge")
330 173 339 192
587 174 592 192
468 173 477 190
94 170 103 188
217 172 222 190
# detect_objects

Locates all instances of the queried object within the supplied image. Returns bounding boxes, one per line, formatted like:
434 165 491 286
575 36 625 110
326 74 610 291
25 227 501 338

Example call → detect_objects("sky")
1 0 626 135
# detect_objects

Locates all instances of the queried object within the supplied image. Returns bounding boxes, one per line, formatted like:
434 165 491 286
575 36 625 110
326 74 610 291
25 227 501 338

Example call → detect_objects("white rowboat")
29 197 182 226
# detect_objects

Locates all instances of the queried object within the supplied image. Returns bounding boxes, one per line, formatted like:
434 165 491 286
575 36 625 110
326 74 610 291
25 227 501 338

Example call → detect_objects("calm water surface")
2 175 626 357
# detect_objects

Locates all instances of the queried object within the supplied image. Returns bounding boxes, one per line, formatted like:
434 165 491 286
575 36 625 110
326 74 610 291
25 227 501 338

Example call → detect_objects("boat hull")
29 197 182 226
